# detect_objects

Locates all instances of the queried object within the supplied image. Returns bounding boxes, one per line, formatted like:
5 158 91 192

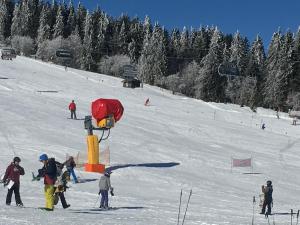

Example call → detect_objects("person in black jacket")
36 154 57 211
260 180 273 215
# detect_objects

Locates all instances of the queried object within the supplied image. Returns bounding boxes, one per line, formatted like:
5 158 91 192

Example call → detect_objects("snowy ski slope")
0 57 300 225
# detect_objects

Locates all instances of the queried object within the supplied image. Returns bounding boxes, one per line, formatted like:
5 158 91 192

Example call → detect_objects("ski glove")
110 188 114 196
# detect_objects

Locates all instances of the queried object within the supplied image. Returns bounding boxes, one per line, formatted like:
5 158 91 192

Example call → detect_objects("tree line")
0 0 299 111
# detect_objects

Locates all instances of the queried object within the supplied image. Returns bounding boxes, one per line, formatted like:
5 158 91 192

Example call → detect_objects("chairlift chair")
218 62 239 79
55 49 72 59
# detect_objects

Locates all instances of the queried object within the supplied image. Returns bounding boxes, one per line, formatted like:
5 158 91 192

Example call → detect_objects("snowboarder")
68 100 77 119
98 170 114 209
36 154 58 211
2 157 25 206
54 170 70 209
260 180 273 215
63 156 78 183
144 98 150 106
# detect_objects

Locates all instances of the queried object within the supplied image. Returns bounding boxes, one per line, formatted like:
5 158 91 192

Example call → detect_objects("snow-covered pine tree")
230 31 249 76
76 1 86 41
10 3 22 37
66 0 76 37
81 11 93 70
0 0 8 41
194 27 225 102
128 18 143 63
290 27 300 95
263 30 285 109
37 5 51 45
53 4 65 38
118 20 128 54
244 35 266 108
138 23 166 85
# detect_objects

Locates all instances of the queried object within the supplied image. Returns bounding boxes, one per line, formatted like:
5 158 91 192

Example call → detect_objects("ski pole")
252 196 255 225
177 189 182 225
181 189 192 225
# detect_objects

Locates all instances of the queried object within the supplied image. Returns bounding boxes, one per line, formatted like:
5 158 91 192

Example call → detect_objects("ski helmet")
267 180 272 185
13 156 21 163
39 154 48 161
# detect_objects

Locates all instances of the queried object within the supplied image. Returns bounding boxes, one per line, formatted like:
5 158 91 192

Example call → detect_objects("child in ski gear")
36 154 58 211
260 180 273 215
63 156 78 183
3 157 25 206
98 171 113 209
68 100 77 119
54 170 70 209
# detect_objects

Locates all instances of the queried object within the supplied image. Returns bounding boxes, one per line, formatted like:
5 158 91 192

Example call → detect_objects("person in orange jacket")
68 100 77 119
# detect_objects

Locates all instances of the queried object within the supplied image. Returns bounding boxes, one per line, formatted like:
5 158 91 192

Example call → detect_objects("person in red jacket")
68 100 77 119
2 157 25 206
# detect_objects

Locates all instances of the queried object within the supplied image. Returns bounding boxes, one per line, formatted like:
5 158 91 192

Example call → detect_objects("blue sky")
75 0 300 47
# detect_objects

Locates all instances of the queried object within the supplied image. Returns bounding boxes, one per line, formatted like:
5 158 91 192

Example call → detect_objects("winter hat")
39 154 48 161
13 156 21 163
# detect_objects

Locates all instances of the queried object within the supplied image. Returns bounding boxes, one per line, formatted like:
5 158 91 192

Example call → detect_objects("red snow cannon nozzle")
91 99 124 128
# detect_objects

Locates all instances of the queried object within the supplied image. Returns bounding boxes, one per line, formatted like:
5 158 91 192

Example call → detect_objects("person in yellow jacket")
36 154 58 211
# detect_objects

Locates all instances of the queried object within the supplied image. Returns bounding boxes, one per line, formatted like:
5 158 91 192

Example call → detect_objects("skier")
144 98 150 106
63 156 78 183
293 117 297 126
54 170 70 209
261 123 266 130
68 100 77 119
2 157 25 206
98 170 114 209
36 154 57 211
260 180 273 215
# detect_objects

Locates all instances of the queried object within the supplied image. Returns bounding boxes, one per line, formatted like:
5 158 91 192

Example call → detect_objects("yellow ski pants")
44 185 55 210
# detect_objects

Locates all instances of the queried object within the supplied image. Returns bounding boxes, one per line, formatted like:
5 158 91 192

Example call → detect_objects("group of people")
2 154 113 211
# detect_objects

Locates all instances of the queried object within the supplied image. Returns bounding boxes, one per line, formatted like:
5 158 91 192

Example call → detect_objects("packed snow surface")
0 57 300 225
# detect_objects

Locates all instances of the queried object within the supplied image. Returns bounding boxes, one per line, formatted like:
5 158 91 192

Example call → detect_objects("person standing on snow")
68 100 77 119
260 180 273 215
63 156 78 183
36 154 57 211
2 157 25 206
98 171 114 209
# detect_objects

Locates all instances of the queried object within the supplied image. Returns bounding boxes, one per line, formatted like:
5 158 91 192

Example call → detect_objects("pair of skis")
177 189 192 225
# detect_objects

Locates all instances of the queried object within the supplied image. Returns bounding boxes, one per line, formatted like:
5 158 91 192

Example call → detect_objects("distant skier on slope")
144 98 150 106
98 170 114 209
68 100 77 119
260 180 273 215
2 157 25 207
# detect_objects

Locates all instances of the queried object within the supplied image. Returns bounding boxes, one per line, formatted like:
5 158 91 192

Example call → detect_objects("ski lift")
218 62 239 79
55 49 72 59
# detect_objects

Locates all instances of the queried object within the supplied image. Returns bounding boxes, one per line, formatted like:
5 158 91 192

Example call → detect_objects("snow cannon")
91 98 124 129
84 99 124 173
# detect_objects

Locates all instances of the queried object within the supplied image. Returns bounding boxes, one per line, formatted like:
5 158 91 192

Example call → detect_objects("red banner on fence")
232 158 252 167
